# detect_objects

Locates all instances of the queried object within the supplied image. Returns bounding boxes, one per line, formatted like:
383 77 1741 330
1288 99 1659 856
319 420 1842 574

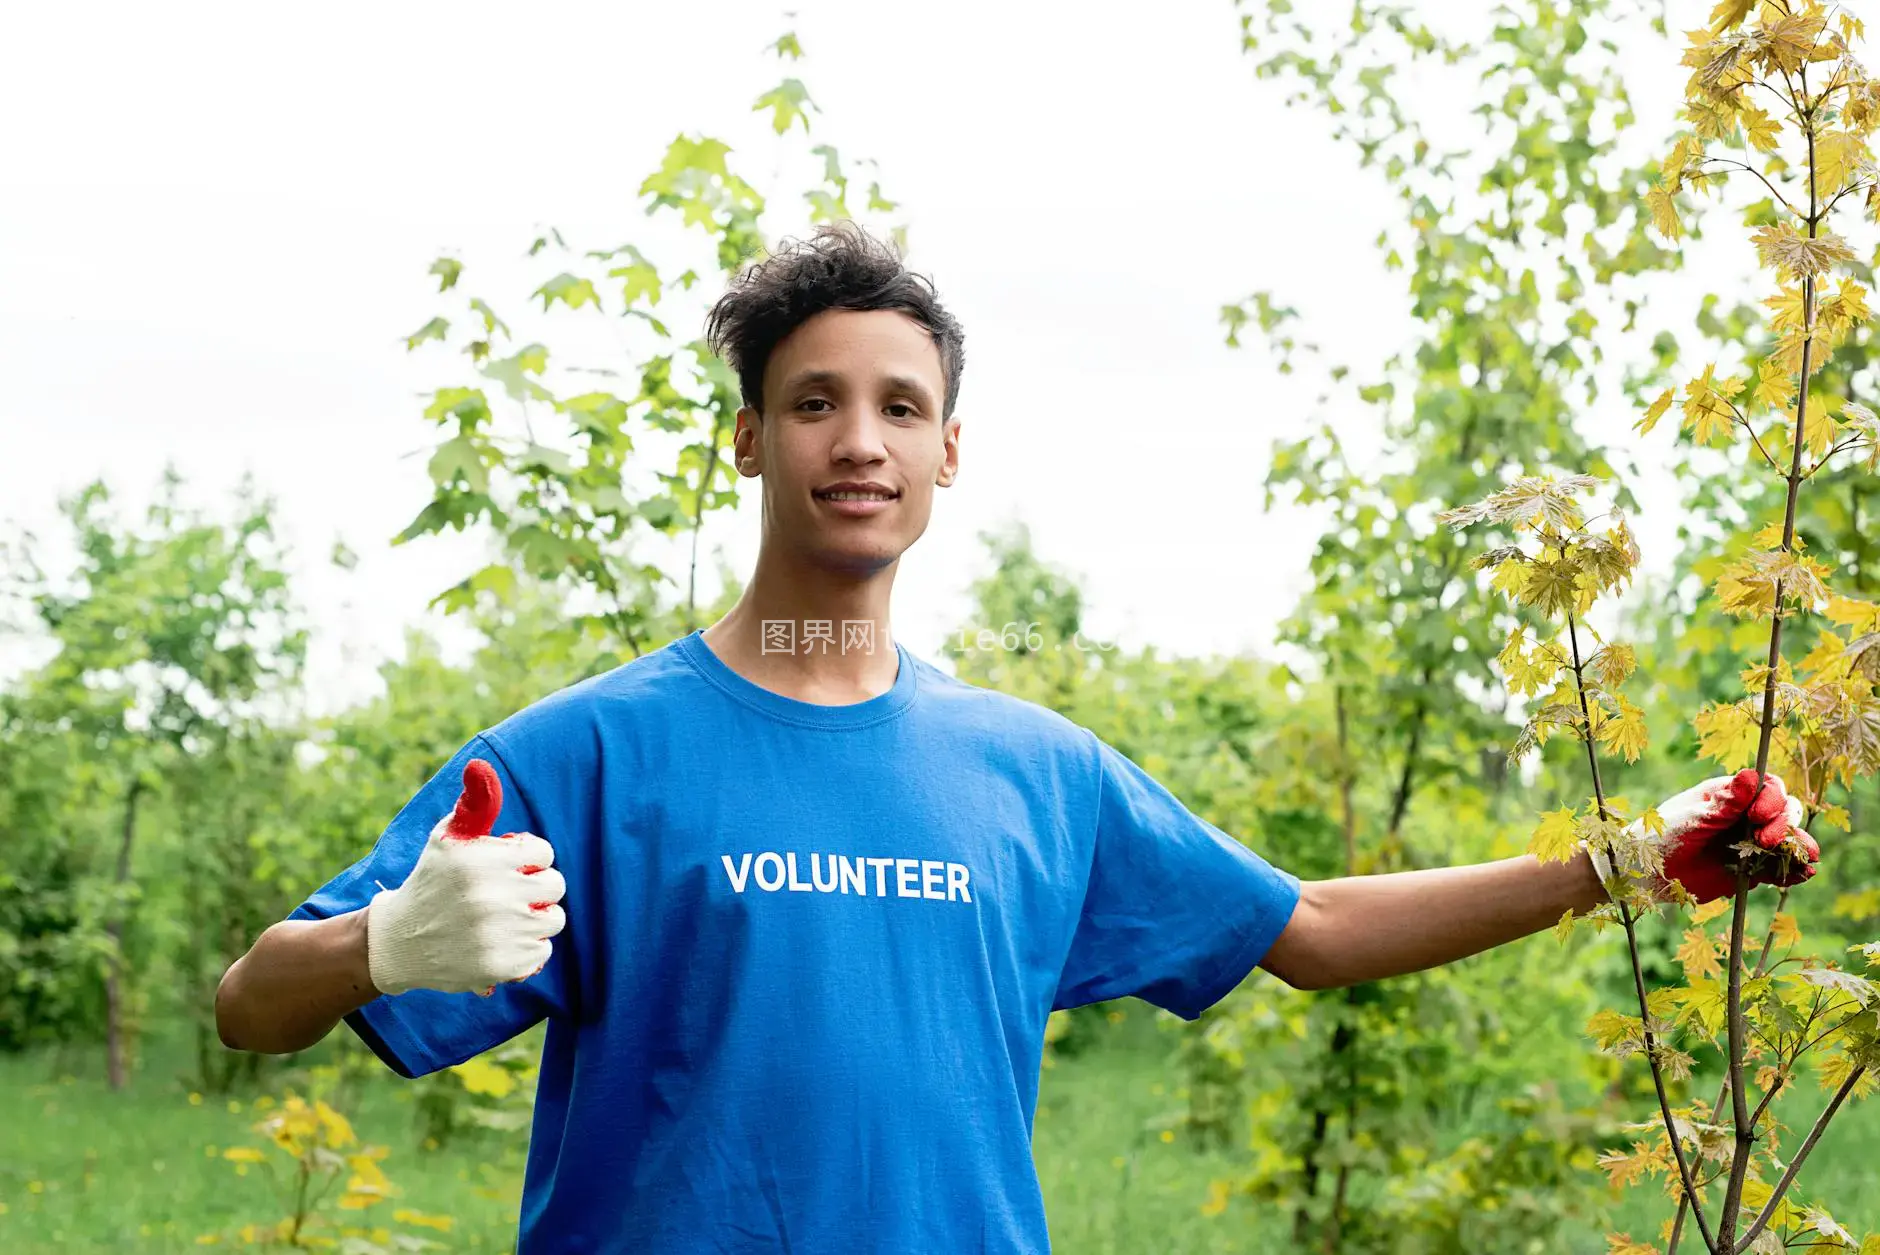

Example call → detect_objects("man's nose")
830 413 890 463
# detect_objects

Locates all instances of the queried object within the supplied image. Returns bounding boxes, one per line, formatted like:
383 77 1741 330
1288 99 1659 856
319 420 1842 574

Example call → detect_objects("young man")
216 220 1821 1253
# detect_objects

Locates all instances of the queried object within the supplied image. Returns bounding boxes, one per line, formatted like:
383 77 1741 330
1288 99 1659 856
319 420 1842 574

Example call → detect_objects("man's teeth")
823 492 894 501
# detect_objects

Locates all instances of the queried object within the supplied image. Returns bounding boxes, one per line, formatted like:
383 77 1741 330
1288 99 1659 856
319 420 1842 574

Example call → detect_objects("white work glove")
1581 769 1818 906
366 758 567 997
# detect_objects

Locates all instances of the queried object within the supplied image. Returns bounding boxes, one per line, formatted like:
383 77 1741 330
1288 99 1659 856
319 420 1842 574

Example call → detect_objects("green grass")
0 1033 526 1253
4 1014 1879 1252
1032 1008 1282 1253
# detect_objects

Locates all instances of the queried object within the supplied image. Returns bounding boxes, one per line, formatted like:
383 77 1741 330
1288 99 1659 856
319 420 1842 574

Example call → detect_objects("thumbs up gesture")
365 759 567 997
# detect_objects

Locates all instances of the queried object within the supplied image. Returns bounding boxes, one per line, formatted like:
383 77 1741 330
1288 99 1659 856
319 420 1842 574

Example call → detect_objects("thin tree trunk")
685 407 732 631
1335 686 1357 873
1294 1106 1331 1244
1384 688 1430 864
104 776 146 1092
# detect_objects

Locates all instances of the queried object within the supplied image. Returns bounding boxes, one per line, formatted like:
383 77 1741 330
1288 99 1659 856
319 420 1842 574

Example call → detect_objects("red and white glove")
365 759 566 997
1587 769 1821 905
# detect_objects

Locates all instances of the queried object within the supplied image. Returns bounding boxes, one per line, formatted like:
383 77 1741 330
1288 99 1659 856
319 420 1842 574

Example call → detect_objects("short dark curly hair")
703 219 966 421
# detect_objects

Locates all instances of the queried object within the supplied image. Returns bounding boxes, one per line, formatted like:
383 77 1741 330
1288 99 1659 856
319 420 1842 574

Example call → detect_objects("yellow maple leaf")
1822 278 1873 336
1751 520 1801 549
1824 596 1880 633
1678 927 1724 981
1682 363 1742 445
1491 556 1531 600
1587 1008 1644 1051
1694 700 1759 768
1530 807 1580 864
1797 628 1848 679
1751 364 1795 414
1818 1050 1880 1098
1842 278 1873 322
1770 912 1802 949
1606 1234 1661 1255
1591 642 1637 689
1752 222 1859 281
1812 129 1867 193
1708 0 1754 31
1647 183 1682 241
1662 134 1705 190
1596 1145 1661 1190
1764 283 1807 333
1692 898 1732 925
1765 330 1808 378
1500 635 1561 697
1803 391 1843 455
1636 387 1675 435
1740 102 1781 152
1674 978 1729 1035
1596 696 1650 764
1554 908 1578 945
1764 12 1828 76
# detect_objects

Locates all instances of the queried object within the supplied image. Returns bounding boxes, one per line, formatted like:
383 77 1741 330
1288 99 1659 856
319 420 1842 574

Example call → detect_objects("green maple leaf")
427 436 488 494
534 273 601 313
404 317 449 351
422 387 491 428
469 298 509 338
608 251 662 308
753 78 817 135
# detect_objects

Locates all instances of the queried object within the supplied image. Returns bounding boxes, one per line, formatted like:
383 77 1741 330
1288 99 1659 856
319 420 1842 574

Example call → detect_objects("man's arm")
216 909 379 1054
1258 850 1606 991
218 757 568 1057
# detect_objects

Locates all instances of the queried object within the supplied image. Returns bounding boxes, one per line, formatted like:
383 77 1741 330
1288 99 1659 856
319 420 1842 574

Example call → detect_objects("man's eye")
799 398 831 412
887 404 918 419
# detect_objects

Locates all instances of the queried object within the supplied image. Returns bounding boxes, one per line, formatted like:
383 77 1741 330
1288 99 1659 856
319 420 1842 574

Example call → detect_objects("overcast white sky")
1 1 1717 715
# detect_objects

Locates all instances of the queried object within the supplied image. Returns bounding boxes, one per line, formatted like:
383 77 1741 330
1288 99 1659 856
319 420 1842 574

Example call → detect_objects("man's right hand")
365 759 567 997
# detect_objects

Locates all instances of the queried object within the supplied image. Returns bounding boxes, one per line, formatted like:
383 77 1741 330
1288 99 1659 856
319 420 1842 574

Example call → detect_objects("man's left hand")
1591 769 1820 905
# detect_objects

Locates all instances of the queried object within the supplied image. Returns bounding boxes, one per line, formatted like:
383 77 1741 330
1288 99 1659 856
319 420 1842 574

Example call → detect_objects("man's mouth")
813 485 900 502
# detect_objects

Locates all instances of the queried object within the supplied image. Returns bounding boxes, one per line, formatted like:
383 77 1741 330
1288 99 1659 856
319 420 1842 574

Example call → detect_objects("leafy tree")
0 472 304 1088
1199 0 1693 1245
395 29 905 655
1447 6 1880 1250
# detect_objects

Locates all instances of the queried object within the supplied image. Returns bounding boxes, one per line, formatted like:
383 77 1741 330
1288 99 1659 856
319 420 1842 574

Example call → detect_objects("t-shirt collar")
673 628 920 729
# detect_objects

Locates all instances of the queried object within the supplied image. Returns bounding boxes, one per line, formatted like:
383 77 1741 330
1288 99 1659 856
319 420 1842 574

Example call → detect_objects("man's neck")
700 547 901 706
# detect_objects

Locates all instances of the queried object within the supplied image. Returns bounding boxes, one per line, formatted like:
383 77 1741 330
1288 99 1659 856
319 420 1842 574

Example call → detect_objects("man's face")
734 307 960 576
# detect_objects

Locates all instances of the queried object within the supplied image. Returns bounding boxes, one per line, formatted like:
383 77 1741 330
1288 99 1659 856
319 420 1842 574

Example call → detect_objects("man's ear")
733 406 762 478
935 415 961 487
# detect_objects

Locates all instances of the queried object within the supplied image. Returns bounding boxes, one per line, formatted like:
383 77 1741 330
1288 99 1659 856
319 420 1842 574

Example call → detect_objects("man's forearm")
1260 850 1607 991
216 908 380 1055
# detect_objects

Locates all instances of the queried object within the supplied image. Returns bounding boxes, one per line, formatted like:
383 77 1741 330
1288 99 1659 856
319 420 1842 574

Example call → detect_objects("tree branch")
1673 885 1795 1252
1802 434 1867 481
1568 613 1719 1255
1700 157 1801 218
1719 106 1821 1250
1718 870 1756 1238
1735 411 1784 473
1731 1064 1867 1253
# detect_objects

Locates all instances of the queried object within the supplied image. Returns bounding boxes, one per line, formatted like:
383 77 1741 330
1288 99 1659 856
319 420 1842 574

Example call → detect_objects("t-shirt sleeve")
287 732 573 1079
1053 734 1302 1021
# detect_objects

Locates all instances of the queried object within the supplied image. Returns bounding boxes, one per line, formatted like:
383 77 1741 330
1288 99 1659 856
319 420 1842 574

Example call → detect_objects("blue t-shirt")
289 629 1300 1253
